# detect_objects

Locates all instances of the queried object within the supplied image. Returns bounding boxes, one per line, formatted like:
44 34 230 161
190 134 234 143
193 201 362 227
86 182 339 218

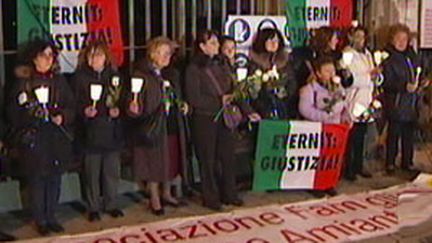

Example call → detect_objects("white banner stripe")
280 121 322 189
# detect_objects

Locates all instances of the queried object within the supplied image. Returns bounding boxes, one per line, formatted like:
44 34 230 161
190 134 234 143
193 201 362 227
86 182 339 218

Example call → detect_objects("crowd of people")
0 22 430 237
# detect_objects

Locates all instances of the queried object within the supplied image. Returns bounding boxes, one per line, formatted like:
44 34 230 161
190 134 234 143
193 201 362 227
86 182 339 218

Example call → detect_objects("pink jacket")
299 81 350 124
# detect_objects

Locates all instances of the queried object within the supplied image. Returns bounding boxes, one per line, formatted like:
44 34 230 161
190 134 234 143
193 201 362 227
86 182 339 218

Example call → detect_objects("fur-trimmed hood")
249 49 290 71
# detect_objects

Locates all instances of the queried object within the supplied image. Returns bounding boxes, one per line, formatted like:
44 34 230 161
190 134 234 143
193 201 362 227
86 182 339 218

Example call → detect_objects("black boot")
0 231 16 242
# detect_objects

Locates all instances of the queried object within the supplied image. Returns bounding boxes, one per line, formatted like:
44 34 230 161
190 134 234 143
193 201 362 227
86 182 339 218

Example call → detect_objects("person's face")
316 63 336 83
87 48 106 72
392 31 409 52
265 35 280 53
151 44 173 69
199 35 220 57
33 47 54 73
329 33 339 50
352 30 366 49
221 40 236 60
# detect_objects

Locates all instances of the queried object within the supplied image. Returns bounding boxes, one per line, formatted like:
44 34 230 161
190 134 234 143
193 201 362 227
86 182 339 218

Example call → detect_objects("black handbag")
136 109 164 146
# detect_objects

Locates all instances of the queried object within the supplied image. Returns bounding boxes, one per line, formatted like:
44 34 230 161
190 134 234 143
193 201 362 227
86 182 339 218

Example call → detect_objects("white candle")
342 52 354 66
34 86 49 104
353 103 367 118
373 51 382 66
415 67 422 83
131 77 144 103
236 68 248 81
131 77 144 94
90 84 103 107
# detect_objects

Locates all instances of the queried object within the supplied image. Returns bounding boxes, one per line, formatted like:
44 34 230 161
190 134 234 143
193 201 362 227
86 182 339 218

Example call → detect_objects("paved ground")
2 143 432 242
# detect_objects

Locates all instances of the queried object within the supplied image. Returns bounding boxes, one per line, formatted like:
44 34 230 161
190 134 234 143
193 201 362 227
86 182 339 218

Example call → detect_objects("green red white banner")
253 120 350 191
22 174 432 243
286 0 353 47
18 0 124 72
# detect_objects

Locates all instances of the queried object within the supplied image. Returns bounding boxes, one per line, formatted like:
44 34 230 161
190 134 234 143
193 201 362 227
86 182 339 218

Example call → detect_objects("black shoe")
386 165 396 175
402 165 418 172
0 231 16 241
222 198 244 207
149 207 165 216
344 174 357 181
308 190 326 198
203 203 223 211
36 224 50 236
359 171 372 178
47 222 64 233
325 189 338 197
88 212 101 222
162 198 188 208
107 209 124 218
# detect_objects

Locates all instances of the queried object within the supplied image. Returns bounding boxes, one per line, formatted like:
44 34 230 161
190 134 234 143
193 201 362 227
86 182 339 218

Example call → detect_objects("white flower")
111 76 120 87
268 65 280 80
372 100 382 109
332 76 341 85
162 80 171 89
353 103 367 117
262 73 270 83
18 92 28 105
254 69 263 77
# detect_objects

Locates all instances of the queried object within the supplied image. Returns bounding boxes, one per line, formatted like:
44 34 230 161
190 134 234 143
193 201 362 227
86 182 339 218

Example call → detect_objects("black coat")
126 59 190 182
72 65 124 153
382 46 421 122
7 71 75 177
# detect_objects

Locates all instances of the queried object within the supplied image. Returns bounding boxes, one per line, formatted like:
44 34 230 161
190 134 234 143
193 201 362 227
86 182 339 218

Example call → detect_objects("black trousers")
386 121 415 168
84 151 121 212
28 174 61 225
192 115 237 207
346 123 368 177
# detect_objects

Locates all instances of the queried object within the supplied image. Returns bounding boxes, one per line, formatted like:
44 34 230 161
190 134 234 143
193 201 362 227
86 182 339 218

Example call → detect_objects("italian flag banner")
286 0 353 47
18 0 124 72
253 120 350 191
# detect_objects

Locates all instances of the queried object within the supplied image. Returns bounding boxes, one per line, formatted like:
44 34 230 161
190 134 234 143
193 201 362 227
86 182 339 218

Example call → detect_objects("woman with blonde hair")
127 36 189 215
72 40 124 221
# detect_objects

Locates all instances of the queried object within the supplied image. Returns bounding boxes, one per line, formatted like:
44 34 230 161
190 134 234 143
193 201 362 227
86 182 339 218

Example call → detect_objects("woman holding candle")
185 30 260 211
127 37 188 216
341 26 377 181
382 24 428 174
248 28 297 119
72 41 124 222
7 40 75 235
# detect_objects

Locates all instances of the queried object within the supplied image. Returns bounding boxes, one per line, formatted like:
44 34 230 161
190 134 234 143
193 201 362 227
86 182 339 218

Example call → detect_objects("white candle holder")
90 84 103 108
131 77 144 103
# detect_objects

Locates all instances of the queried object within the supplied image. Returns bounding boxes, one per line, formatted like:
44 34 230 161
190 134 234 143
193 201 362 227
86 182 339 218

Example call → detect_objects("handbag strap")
205 68 224 96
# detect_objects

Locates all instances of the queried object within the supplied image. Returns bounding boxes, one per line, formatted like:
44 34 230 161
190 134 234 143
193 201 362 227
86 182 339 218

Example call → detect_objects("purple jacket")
299 81 349 124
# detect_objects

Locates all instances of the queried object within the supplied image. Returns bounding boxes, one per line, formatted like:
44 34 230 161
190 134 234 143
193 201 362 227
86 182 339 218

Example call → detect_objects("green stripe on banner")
285 0 307 48
253 120 291 191
18 0 51 44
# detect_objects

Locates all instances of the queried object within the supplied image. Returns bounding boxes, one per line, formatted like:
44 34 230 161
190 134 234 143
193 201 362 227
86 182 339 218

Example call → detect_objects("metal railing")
0 0 285 83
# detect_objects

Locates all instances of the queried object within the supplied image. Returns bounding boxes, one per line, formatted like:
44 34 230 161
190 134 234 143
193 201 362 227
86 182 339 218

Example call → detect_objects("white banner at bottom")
25 174 432 243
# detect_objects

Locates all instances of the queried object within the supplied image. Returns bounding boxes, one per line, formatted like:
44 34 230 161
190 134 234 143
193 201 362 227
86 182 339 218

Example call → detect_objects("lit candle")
90 84 103 108
236 68 248 82
34 86 49 104
131 77 144 103
342 52 354 67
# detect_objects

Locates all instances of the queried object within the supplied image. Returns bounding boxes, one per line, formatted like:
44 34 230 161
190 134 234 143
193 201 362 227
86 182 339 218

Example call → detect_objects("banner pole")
128 0 135 71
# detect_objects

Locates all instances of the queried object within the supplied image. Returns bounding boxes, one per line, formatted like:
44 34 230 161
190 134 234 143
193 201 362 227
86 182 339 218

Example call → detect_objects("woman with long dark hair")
185 30 259 211
248 28 297 119
8 40 75 235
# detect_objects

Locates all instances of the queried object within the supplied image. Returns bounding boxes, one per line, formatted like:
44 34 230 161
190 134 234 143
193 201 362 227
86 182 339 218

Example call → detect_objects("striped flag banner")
286 0 353 47
253 120 350 191
18 0 124 72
